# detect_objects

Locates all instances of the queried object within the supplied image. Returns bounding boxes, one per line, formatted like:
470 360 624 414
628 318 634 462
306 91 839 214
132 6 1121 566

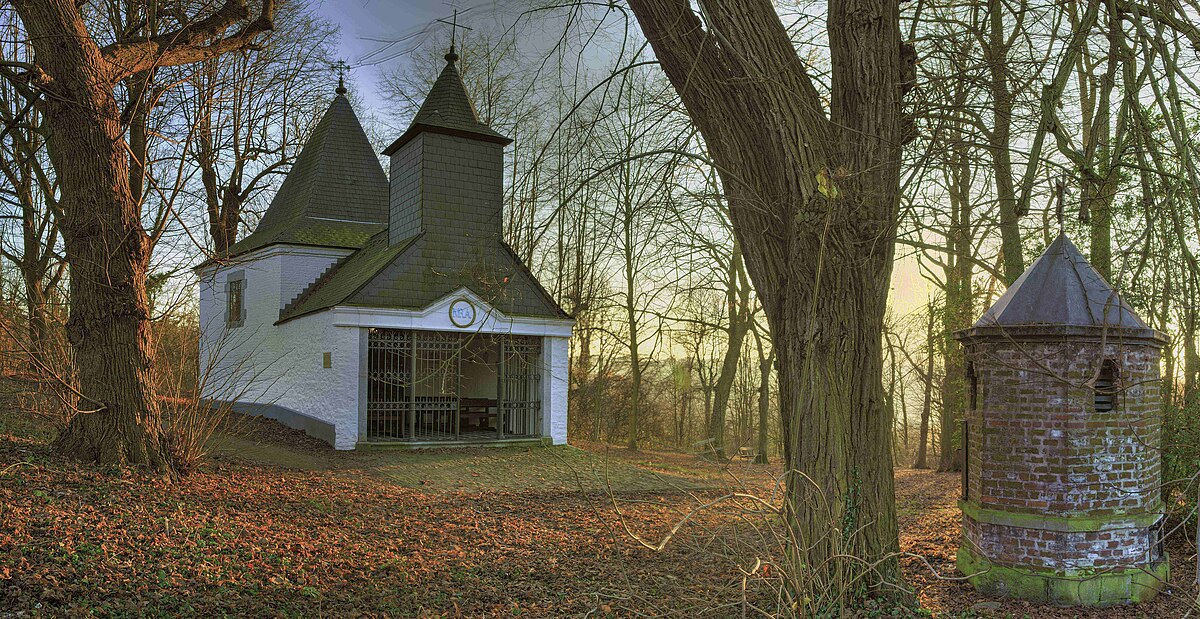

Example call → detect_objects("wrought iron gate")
366 329 412 440
365 329 542 442
499 335 542 438
412 331 460 440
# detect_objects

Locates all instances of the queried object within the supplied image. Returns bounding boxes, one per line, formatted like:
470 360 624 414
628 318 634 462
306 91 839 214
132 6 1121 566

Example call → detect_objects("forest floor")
0 409 1196 618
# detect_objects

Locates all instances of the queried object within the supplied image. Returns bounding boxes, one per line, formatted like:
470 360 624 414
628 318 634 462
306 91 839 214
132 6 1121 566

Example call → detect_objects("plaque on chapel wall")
449 298 477 328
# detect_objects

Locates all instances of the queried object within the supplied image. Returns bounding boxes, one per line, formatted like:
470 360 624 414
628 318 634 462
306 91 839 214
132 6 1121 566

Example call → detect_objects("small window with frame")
226 271 246 328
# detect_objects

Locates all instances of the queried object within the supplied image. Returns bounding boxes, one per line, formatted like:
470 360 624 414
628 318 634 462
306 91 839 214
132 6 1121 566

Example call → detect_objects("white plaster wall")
331 287 573 338
199 272 573 449
198 245 361 449
542 336 570 445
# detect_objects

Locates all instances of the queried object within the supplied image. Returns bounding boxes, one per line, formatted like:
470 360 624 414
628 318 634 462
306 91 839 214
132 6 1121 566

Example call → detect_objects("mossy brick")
953 235 1169 606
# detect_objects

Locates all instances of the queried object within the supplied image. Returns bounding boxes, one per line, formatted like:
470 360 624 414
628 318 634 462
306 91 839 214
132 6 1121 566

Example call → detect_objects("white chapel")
197 49 573 449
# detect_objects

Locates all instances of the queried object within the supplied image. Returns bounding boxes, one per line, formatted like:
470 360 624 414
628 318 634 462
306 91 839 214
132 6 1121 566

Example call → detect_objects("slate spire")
383 50 511 155
252 90 389 234
213 87 389 259
976 233 1148 330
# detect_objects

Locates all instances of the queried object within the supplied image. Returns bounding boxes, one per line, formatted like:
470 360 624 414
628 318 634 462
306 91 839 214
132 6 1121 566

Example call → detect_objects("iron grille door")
499 335 542 438
366 329 413 440
413 331 460 440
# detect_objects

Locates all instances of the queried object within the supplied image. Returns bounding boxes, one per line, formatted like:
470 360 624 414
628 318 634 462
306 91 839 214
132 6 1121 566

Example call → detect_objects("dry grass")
1 410 1198 617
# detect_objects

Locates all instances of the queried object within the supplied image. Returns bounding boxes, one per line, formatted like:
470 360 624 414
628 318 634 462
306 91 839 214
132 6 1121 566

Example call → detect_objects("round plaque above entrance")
449 297 477 328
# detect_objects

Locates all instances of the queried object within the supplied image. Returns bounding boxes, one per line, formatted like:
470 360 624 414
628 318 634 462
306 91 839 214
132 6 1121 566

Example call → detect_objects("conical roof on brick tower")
382 49 511 155
975 233 1148 330
223 90 389 258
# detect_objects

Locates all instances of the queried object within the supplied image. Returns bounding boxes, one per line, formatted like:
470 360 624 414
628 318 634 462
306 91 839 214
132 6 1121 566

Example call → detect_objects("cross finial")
436 9 473 63
331 60 351 95
1054 178 1066 235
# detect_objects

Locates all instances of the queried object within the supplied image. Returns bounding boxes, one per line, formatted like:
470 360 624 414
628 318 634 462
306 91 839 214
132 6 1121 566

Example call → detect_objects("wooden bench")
459 397 498 431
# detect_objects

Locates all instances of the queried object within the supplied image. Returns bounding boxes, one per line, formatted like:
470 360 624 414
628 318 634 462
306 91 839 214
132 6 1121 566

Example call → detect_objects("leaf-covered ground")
1 411 1197 617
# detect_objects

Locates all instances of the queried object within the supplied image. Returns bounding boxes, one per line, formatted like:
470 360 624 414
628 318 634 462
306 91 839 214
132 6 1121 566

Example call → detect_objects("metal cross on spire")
435 9 472 62
1054 178 1066 235
331 60 351 95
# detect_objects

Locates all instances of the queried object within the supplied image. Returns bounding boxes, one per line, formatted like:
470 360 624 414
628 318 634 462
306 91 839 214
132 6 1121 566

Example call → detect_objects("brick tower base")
960 503 1166 604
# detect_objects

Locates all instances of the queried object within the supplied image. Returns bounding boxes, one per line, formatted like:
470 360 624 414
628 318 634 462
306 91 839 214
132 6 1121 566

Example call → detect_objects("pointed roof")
382 50 511 155
975 234 1147 330
224 92 389 257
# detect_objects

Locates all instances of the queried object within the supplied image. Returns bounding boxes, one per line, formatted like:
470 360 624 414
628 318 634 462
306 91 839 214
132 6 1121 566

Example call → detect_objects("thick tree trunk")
49 102 164 468
629 0 905 600
15 0 165 469
772 241 900 595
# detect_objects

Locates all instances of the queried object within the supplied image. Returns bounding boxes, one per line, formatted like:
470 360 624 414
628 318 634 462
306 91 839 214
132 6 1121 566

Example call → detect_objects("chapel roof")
224 91 389 257
382 50 511 155
975 233 1148 330
276 51 566 322
277 230 568 322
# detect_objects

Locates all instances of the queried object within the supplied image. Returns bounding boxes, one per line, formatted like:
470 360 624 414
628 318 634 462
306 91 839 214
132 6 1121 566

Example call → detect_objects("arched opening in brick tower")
1094 359 1119 413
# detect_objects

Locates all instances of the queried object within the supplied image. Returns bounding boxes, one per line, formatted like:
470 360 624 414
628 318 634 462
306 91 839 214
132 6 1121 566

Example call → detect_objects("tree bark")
10 0 162 467
10 0 274 469
628 0 905 600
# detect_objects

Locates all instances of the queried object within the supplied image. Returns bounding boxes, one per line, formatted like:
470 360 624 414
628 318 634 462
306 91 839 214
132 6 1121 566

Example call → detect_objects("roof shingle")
976 233 1147 329
383 51 511 155
225 93 389 257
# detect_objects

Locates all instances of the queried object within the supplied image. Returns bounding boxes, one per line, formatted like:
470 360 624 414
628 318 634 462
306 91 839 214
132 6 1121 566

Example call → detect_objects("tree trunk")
14 1 164 468
913 307 935 469
754 335 773 465
985 0 1024 284
21 267 49 363
708 241 750 460
938 121 973 473
627 0 904 600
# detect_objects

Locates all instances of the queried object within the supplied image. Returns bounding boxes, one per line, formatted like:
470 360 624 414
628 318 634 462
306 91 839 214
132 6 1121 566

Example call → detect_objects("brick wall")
960 331 1164 571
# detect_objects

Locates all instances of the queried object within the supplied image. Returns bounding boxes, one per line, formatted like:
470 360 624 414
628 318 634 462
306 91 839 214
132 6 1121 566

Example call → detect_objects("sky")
314 0 449 111
314 1 541 114
312 0 939 322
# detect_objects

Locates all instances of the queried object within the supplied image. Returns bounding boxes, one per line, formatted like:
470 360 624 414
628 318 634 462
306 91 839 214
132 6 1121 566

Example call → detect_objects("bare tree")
3 0 276 468
0 23 63 364
626 0 911 599
185 3 335 253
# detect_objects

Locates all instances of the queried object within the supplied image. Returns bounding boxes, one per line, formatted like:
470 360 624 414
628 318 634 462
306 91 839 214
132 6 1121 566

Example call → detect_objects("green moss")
957 543 1168 606
959 499 1162 532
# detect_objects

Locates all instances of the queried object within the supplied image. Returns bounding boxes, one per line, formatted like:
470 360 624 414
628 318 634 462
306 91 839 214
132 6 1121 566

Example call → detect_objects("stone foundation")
958 542 1168 606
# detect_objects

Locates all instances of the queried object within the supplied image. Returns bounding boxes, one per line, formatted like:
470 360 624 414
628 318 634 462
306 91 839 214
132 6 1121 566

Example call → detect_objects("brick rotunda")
953 233 1169 605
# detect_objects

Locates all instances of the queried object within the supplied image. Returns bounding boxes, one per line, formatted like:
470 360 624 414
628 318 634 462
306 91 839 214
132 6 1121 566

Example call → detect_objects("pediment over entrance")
330 287 573 338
